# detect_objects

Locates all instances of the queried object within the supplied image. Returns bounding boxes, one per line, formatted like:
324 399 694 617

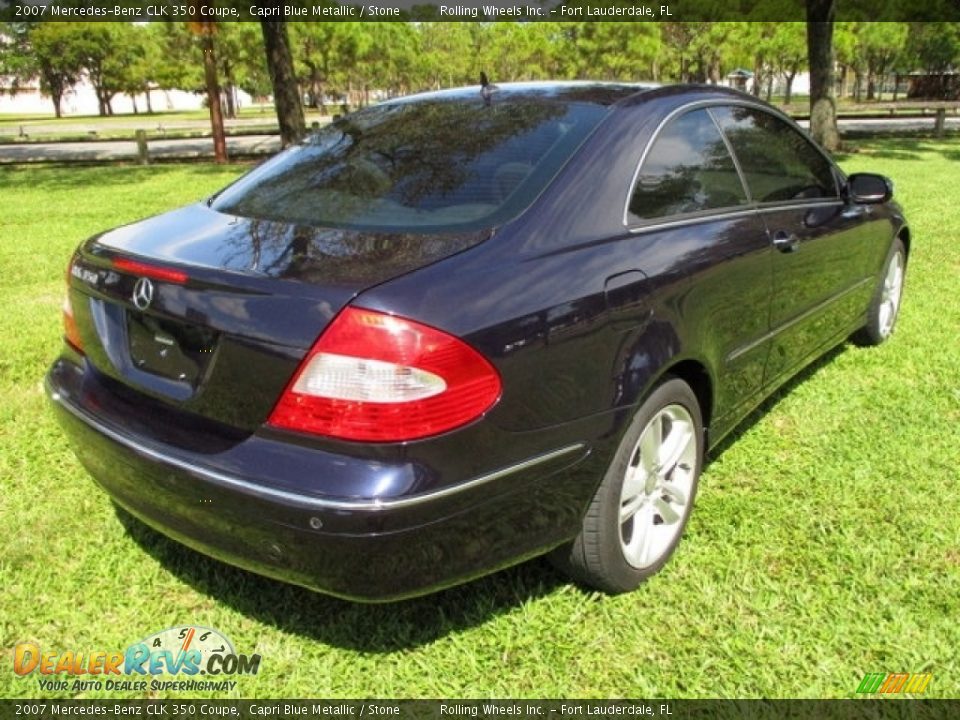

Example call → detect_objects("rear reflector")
63 295 84 353
268 307 501 442
63 258 84 353
112 257 188 284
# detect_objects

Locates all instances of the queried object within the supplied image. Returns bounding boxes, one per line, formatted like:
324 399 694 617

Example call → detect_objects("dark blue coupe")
47 82 908 600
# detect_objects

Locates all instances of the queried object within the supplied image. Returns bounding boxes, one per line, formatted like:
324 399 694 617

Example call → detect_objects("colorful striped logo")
856 672 932 694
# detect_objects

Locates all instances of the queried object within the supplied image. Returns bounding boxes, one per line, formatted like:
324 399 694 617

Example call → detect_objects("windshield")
211 99 608 232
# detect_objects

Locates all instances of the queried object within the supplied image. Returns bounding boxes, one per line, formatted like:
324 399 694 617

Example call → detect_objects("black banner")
1 0 959 22
0 701 957 720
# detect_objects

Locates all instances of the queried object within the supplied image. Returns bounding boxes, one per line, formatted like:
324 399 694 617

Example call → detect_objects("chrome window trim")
48 384 587 512
626 200 844 236
755 199 844 214
627 208 759 235
622 97 843 229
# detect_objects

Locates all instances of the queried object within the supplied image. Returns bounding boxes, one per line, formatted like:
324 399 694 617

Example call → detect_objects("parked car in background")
47 82 908 600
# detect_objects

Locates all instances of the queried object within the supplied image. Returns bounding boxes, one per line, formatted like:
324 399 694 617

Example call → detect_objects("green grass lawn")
1 139 959 700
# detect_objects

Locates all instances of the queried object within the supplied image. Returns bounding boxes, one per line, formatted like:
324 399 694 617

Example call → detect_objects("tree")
738 23 777 97
661 23 704 82
327 23 375 109
859 23 908 100
260 21 305 147
807 1 840 151
362 22 421 99
1 22 84 118
114 24 155 114
290 22 363 110
482 23 555 82
69 23 140 116
208 23 272 118
414 22 480 90
691 22 742 86
561 23 660 81
833 22 858 99
768 23 807 104
149 22 203 96
904 22 960 99
195 21 227 163
836 23 907 102
228 22 274 102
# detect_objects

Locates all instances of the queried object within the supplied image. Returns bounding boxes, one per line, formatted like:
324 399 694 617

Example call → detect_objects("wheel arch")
649 358 715 447
897 223 911 259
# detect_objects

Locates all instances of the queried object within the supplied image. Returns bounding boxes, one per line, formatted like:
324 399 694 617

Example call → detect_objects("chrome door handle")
772 231 800 253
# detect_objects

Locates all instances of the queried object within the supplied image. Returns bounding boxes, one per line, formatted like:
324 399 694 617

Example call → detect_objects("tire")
550 377 704 593
853 238 906 347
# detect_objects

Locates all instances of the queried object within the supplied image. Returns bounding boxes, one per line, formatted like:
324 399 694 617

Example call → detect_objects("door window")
711 105 838 203
627 109 748 223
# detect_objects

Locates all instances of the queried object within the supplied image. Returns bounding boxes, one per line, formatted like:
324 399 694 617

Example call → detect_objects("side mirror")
846 173 893 204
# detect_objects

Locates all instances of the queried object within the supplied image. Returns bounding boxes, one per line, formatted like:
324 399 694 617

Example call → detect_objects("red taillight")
112 257 188 284
267 307 502 442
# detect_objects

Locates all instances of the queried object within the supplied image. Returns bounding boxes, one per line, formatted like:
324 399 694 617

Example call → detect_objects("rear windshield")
211 99 608 232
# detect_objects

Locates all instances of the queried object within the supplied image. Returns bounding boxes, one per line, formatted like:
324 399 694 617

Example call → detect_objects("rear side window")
711 105 838 203
628 109 747 223
211 99 607 232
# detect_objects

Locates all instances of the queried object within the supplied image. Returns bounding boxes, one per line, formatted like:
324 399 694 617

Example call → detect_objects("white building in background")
0 73 252 116
722 69 812 99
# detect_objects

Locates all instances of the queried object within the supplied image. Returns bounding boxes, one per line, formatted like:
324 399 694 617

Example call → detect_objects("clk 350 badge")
69 263 99 286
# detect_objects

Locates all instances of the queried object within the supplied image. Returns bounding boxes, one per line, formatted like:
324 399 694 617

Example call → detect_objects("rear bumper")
46 359 592 601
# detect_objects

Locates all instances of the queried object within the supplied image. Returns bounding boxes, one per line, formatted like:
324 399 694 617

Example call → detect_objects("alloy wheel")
618 404 698 569
878 250 904 338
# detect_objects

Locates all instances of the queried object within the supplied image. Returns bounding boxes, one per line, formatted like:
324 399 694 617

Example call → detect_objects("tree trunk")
692 53 707 83
892 73 899 102
223 61 237 119
806 6 840 151
131 95 138 114
785 72 797 104
199 23 228 163
224 86 236 119
51 89 63 118
709 59 720 85
260 20 305 147
146 89 153 114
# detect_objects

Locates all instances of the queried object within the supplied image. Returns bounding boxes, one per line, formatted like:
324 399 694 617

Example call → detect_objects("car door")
711 104 875 385
625 107 773 419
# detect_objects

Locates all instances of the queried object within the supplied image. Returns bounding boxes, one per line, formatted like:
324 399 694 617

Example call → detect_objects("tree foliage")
3 20 959 121
1 22 85 117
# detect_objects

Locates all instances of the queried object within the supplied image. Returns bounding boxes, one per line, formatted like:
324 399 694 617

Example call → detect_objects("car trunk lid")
67 202 487 434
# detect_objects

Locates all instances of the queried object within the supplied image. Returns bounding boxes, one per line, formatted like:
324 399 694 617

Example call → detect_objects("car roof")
386 81 774 111
387 81 661 107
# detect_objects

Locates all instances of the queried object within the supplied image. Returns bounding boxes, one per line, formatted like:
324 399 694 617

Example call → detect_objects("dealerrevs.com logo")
14 626 261 693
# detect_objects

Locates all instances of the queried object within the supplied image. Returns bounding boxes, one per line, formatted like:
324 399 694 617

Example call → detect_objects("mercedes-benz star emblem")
132 277 155 310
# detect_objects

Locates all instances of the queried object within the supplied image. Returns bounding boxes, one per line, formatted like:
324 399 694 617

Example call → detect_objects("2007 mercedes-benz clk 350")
47 82 909 601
